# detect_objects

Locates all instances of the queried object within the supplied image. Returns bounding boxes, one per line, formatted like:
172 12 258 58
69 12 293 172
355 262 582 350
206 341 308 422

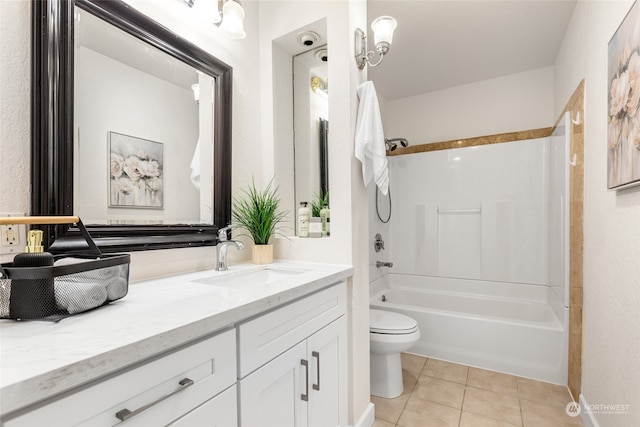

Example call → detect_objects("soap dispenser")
10 230 56 319
320 204 330 237
298 202 310 238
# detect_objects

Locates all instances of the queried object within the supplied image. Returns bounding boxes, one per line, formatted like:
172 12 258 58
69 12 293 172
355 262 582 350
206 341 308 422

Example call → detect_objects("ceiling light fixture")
354 16 397 69
184 0 246 39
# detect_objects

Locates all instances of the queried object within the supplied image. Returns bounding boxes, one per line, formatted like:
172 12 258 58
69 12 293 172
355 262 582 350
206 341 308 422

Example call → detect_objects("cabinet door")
307 317 347 427
169 385 237 427
239 341 308 427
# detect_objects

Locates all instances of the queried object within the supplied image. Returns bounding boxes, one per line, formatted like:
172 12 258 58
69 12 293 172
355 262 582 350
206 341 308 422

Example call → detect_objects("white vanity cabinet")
238 283 347 427
1 266 353 427
3 329 237 427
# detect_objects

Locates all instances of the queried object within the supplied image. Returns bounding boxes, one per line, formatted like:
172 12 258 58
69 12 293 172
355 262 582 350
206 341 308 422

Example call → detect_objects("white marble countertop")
0 260 353 415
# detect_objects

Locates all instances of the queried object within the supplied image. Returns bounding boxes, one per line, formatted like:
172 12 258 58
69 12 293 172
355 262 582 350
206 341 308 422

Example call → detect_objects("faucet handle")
374 233 385 252
218 225 232 241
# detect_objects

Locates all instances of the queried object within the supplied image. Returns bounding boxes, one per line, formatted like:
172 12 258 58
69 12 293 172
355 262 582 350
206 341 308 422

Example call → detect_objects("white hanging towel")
355 81 389 195
190 138 201 189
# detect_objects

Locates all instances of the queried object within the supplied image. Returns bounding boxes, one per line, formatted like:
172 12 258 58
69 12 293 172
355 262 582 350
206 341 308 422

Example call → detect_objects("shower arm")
385 137 409 147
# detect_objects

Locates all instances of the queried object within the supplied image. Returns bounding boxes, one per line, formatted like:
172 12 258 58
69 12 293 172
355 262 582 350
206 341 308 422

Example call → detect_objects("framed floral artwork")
109 132 164 208
608 0 640 189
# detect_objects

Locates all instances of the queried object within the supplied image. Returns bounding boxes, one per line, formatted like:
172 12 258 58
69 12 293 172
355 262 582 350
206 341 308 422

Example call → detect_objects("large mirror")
293 45 329 224
32 0 232 253
272 18 328 236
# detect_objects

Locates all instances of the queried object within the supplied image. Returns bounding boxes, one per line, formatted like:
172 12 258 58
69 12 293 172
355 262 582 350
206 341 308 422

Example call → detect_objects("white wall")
554 1 640 426
0 0 31 230
383 66 555 145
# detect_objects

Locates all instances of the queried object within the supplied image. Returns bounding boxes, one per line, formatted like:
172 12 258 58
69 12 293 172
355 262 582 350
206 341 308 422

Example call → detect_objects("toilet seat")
370 309 419 335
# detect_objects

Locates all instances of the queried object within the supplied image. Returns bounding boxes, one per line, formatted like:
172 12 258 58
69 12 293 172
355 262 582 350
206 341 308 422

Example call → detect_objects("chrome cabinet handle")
115 377 194 422
312 351 320 391
301 359 309 401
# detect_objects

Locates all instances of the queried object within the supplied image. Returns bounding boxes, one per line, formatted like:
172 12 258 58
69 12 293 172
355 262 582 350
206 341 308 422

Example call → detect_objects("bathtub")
370 274 568 385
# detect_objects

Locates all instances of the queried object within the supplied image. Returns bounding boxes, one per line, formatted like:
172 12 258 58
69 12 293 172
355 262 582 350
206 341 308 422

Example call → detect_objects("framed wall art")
109 131 164 208
608 0 640 189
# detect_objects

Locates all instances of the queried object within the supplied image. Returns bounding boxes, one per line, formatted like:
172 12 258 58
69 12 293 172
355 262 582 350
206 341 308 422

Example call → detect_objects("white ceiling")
367 0 577 101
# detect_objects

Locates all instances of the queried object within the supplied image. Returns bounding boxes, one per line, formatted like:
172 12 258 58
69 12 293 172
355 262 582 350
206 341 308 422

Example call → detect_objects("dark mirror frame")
32 0 232 253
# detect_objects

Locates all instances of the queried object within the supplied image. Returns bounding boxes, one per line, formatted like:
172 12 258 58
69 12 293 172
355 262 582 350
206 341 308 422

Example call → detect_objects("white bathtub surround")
0 261 352 416
387 132 569 290
369 126 571 386
370 274 568 385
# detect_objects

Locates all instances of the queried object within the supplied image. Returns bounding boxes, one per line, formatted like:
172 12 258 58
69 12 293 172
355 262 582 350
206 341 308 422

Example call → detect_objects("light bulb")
371 16 397 46
219 0 246 39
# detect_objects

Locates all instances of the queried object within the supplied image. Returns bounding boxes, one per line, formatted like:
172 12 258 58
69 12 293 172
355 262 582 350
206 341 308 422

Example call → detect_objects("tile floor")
372 353 584 427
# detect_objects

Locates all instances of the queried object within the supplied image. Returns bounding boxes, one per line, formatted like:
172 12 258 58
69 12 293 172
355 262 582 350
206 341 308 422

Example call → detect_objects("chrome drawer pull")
301 359 309 401
115 377 194 422
312 351 320 391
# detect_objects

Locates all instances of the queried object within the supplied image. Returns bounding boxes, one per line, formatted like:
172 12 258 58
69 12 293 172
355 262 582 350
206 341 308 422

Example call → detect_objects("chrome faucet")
376 261 393 268
216 226 245 271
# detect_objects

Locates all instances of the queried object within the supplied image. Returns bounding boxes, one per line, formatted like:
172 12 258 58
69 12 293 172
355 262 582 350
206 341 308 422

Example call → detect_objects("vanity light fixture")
354 16 397 69
184 0 246 39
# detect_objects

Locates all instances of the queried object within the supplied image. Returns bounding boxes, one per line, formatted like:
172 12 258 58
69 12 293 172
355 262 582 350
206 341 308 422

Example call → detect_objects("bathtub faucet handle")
376 261 393 268
374 233 385 252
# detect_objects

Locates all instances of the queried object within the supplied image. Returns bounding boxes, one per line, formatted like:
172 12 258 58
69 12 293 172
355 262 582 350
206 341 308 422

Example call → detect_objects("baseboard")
580 394 601 427
352 402 375 427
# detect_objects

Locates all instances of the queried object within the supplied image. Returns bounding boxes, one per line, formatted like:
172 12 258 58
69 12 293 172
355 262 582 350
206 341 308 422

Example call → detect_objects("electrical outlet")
0 212 27 255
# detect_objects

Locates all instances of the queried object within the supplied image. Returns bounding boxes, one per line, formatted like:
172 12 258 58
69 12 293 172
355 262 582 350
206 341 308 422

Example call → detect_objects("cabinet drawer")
238 282 346 377
169 385 237 427
5 329 236 427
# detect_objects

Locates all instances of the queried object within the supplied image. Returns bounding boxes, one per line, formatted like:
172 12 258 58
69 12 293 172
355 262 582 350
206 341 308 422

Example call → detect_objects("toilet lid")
370 309 419 334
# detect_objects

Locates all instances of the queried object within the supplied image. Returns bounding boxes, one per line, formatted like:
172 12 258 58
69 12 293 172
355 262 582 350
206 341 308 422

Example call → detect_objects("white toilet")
369 309 421 398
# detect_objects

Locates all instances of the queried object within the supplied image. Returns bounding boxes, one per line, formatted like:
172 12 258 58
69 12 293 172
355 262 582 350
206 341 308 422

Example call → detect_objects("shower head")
385 137 409 149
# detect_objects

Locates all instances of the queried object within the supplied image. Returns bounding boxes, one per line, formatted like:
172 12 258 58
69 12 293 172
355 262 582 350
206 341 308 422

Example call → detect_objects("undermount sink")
192 266 311 289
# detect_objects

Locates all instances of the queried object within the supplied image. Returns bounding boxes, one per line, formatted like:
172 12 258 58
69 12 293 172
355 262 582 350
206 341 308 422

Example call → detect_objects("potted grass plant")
232 178 287 264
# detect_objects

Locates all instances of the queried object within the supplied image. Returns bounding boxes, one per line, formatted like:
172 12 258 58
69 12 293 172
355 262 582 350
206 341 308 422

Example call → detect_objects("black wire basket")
0 216 130 321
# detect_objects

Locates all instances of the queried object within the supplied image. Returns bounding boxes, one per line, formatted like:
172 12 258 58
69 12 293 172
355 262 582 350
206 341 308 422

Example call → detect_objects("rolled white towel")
54 280 108 314
53 257 123 281
54 257 127 300
106 277 128 301
54 257 92 266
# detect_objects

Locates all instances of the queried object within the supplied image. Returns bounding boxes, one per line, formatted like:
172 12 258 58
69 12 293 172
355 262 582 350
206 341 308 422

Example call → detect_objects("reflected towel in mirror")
190 138 201 190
